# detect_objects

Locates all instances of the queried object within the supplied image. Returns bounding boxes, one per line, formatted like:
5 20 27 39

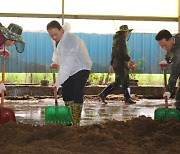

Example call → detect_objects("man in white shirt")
47 20 92 125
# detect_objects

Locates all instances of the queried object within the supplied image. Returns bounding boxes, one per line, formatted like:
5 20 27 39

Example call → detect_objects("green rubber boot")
65 101 74 113
65 101 82 125
72 103 82 126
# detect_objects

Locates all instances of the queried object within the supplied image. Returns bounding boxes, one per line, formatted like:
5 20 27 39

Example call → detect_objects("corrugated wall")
2 32 166 73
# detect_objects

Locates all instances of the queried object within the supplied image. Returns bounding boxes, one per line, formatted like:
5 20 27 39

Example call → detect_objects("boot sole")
98 95 107 104
125 102 136 105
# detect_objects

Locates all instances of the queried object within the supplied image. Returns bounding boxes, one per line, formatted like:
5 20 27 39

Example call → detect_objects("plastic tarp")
0 0 178 17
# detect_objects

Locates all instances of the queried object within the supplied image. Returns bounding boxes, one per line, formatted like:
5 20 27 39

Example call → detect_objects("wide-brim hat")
119 25 133 32
0 23 25 52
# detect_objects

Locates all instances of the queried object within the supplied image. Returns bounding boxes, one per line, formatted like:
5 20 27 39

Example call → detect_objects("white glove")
163 91 171 99
0 82 6 93
159 60 168 65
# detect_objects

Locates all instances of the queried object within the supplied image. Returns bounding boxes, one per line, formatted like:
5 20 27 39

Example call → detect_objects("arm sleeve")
167 54 180 94
117 38 130 61
51 40 59 65
110 43 116 65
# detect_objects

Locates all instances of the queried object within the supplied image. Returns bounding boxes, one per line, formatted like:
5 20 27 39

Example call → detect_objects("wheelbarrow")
0 47 16 124
45 64 73 125
154 63 180 120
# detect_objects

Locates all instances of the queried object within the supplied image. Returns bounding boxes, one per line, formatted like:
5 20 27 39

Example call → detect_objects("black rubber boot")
98 84 115 103
175 86 180 111
123 88 136 105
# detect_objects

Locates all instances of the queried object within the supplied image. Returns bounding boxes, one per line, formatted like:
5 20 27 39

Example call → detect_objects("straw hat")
119 25 133 32
0 23 25 52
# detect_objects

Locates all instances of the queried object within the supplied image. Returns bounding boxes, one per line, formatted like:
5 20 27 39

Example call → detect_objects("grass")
88 73 169 86
0 73 169 86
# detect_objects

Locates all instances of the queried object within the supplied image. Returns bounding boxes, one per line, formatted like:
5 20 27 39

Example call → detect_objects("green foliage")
2 73 167 86
87 73 114 85
3 73 55 84
130 57 144 80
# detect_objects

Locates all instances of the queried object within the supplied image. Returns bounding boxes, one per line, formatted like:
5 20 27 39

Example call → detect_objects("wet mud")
0 95 180 154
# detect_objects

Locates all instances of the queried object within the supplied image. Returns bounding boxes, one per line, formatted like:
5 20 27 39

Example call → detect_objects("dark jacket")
110 31 130 70
166 33 180 94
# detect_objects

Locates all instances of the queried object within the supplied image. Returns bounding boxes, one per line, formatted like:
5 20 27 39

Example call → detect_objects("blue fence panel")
1 32 166 73
128 33 166 74
76 33 113 72
4 32 53 73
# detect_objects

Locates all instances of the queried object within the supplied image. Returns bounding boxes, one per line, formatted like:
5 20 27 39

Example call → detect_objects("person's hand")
128 59 136 69
159 60 168 69
0 82 6 93
0 49 10 59
109 65 114 73
163 91 171 99
52 84 57 91
50 63 58 70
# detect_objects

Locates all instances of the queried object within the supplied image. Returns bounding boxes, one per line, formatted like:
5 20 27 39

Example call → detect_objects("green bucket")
154 108 180 120
45 106 74 125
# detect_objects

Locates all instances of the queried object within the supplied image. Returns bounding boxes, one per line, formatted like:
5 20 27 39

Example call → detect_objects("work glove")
158 60 168 69
163 91 171 99
0 49 10 59
128 59 136 69
0 82 6 93
52 84 57 91
50 63 58 74
109 65 114 73
50 63 58 70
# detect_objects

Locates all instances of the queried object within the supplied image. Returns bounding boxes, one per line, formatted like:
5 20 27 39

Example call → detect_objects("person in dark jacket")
155 29 180 111
99 25 136 104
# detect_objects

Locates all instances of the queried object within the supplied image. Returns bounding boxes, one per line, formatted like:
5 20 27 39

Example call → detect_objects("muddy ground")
0 95 180 154
0 117 180 154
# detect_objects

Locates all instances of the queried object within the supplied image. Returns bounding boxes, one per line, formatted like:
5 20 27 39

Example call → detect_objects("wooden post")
178 0 180 33
1 64 5 107
62 0 64 25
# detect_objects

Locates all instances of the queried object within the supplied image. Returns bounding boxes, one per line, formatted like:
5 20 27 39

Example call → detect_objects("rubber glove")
128 59 136 69
109 65 114 73
159 60 167 69
0 82 6 93
52 84 57 91
0 49 10 59
163 91 171 99
50 63 58 70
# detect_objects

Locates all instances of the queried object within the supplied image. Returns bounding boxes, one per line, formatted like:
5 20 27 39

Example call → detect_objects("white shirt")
51 30 92 89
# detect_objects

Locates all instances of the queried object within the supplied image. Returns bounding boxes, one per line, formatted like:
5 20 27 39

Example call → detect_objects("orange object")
158 63 167 69
0 63 16 124
51 63 58 69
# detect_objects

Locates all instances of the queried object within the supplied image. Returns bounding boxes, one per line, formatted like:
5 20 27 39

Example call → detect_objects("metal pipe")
0 13 178 22
178 0 180 33
62 0 64 25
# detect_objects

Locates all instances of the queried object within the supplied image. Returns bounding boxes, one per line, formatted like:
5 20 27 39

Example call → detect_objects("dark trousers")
174 79 180 110
112 65 129 89
61 70 90 104
175 80 180 101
